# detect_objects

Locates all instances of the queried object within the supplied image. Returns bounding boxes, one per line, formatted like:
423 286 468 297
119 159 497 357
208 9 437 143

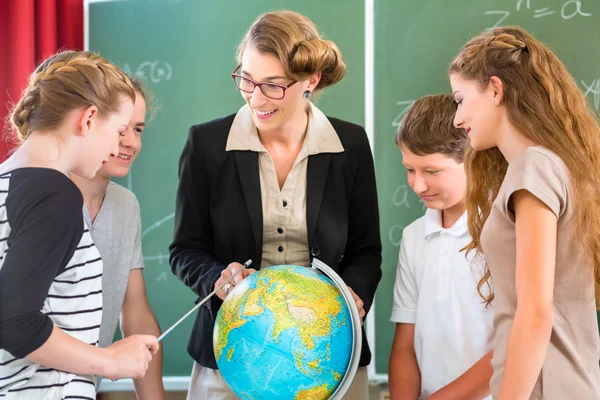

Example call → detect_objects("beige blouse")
481 146 600 399
225 103 344 270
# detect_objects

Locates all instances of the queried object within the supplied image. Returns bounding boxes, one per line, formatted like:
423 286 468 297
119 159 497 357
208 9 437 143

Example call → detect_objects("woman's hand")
347 286 365 323
214 262 257 300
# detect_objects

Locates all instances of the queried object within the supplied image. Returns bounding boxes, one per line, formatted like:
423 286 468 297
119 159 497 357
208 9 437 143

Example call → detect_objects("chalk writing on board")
581 78 600 112
516 0 530 11
485 0 592 28
390 185 411 246
484 10 510 28
388 225 405 247
123 61 173 84
127 171 133 191
156 272 168 282
142 214 174 266
517 0 556 17
141 212 175 240
534 7 556 18
144 252 170 264
392 184 411 208
392 100 416 127
561 0 591 19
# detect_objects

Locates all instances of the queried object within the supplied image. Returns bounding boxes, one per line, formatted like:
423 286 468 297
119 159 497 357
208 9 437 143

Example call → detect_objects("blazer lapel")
307 153 331 242
234 151 263 260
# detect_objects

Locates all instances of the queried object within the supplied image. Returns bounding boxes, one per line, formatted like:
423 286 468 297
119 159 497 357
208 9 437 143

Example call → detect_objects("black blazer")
169 112 382 369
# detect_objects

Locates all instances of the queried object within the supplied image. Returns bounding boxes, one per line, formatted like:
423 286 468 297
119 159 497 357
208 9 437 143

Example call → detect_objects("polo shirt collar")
423 208 468 238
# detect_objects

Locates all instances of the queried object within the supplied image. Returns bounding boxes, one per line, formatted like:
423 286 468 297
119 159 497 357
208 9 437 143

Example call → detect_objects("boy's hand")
347 286 365 323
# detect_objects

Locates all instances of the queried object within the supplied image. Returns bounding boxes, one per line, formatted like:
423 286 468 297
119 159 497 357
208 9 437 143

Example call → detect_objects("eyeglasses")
231 64 297 100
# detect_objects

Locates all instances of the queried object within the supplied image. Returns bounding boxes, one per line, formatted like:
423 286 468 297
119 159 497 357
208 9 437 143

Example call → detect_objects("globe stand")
311 258 363 400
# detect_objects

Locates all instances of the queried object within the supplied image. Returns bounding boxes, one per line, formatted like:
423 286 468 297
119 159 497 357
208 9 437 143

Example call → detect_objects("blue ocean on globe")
213 264 353 400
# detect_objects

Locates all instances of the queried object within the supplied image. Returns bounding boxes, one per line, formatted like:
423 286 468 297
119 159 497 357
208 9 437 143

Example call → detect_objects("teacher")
169 10 382 399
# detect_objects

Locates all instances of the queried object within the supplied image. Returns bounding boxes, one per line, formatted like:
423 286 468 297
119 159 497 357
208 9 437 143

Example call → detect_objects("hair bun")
289 39 346 90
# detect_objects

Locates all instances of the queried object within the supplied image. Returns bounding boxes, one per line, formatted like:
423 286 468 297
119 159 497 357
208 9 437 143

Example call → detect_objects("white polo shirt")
390 208 494 400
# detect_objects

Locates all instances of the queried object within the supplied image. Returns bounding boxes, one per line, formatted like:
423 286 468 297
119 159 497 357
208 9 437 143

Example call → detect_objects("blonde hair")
449 26 600 306
10 50 135 141
236 10 345 90
128 75 159 121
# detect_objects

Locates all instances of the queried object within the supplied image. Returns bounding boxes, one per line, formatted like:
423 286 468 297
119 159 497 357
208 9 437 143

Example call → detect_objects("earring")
303 90 311 98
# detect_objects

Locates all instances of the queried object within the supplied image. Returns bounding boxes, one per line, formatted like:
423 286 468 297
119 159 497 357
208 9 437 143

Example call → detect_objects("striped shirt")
0 168 103 399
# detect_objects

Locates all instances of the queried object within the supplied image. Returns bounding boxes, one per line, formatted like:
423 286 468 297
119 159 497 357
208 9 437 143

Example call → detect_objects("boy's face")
96 94 146 179
400 144 467 212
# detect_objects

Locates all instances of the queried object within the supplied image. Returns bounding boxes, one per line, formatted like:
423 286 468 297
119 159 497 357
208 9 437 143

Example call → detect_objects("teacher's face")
239 45 309 132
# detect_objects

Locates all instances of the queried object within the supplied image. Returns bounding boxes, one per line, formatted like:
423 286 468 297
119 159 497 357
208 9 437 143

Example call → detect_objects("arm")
169 125 227 310
425 351 493 400
339 131 382 316
389 323 421 400
120 269 165 399
498 189 556 400
27 326 157 380
389 233 420 399
0 176 156 380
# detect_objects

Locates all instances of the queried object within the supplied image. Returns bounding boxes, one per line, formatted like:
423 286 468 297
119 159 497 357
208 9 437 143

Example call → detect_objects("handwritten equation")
141 212 175 279
392 100 416 127
485 0 592 29
388 185 426 246
141 212 175 240
582 78 600 112
122 61 173 84
393 74 600 127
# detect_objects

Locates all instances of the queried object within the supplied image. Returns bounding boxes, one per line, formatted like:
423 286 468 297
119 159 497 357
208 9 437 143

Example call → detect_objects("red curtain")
0 0 83 161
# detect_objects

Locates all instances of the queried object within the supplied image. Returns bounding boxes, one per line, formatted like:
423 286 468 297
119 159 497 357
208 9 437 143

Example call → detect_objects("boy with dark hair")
388 94 493 400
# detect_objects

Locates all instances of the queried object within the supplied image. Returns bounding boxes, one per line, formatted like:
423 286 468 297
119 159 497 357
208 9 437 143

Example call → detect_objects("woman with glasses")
170 10 382 399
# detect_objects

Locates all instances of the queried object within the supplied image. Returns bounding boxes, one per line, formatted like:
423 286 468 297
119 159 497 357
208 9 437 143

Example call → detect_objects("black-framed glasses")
231 64 298 100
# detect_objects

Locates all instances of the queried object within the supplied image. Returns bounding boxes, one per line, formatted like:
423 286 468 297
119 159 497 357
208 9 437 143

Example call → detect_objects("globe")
213 261 361 400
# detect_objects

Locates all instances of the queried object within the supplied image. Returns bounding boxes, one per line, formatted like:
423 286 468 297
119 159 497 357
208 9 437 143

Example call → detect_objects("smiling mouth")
117 153 132 161
255 109 276 116
254 108 279 120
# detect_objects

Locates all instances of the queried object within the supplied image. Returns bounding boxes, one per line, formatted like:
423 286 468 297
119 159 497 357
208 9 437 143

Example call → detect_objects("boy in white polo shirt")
388 94 493 400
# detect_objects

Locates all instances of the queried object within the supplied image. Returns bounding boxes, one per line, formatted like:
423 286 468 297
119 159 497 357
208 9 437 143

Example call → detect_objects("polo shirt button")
277 227 284 234
278 245 284 252
283 200 288 207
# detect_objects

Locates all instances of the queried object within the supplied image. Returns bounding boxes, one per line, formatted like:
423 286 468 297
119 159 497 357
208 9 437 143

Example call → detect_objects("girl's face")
96 94 146 179
73 96 134 179
451 73 503 151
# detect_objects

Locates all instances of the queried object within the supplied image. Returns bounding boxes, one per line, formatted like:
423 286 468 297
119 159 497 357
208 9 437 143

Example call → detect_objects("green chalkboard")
88 0 365 379
373 0 600 376
89 0 600 382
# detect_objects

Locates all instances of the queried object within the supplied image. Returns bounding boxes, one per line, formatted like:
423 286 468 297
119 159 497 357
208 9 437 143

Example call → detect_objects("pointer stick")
157 259 253 342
